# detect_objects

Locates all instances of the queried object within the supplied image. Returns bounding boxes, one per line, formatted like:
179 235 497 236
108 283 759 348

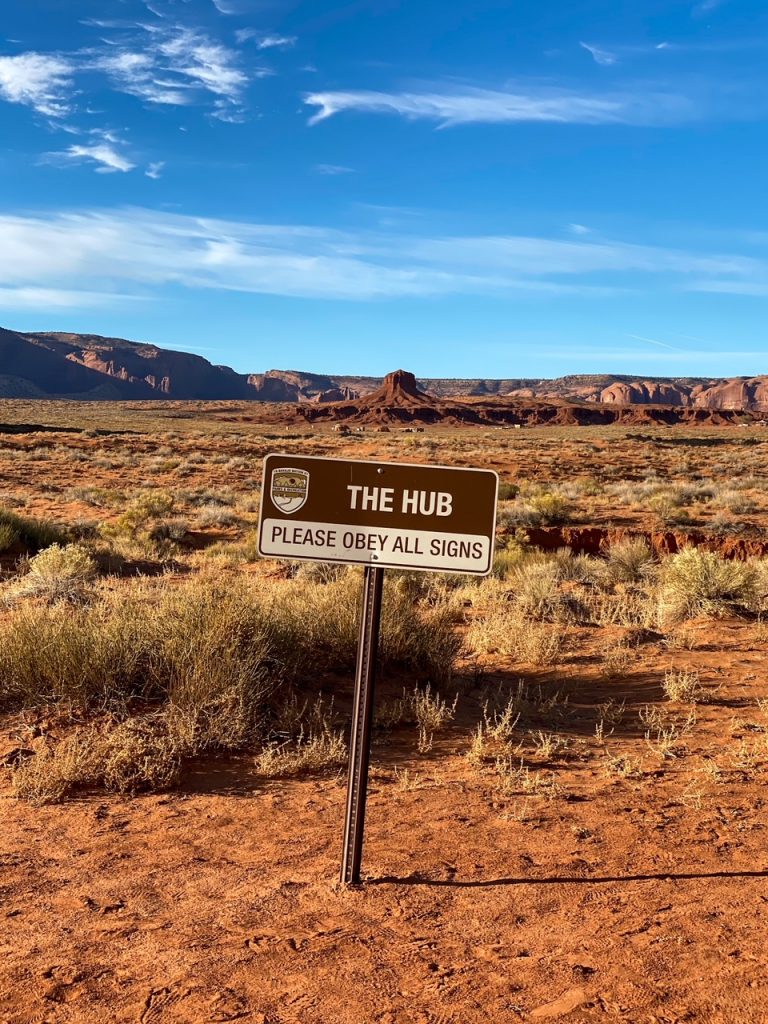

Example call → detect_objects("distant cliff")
1 325 767 411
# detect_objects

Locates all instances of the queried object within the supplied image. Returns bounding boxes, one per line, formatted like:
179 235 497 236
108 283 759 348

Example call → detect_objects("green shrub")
102 490 175 540
648 493 692 527
498 482 519 501
500 491 571 528
0 508 66 552
0 522 19 553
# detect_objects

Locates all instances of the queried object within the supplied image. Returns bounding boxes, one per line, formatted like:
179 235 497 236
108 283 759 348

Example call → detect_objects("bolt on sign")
258 452 498 887
258 454 498 575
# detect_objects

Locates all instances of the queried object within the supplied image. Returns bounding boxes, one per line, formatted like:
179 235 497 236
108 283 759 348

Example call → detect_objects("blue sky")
1 0 768 378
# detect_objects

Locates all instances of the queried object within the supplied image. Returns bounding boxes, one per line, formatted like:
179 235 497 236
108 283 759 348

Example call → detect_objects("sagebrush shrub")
12 543 97 602
658 547 758 624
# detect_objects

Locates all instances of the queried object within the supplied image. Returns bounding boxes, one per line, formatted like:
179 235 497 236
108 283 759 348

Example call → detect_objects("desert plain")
3 397 768 1024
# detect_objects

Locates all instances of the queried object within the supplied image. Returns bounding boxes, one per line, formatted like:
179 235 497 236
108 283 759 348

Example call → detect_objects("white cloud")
98 50 191 105
626 332 681 350
693 0 726 14
98 26 250 116
0 208 765 303
235 30 296 49
580 42 618 66
688 279 768 296
568 223 591 235
146 160 165 179
255 34 297 50
58 143 136 173
315 163 355 175
157 29 247 103
0 52 73 117
304 84 697 127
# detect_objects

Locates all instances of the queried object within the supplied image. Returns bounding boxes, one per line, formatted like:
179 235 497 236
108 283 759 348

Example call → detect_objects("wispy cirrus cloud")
256 34 296 50
98 24 255 118
576 35 764 63
235 30 297 49
0 52 73 117
304 83 699 127
58 142 136 173
43 129 136 174
98 49 190 106
0 208 766 306
315 163 354 175
0 286 138 310
580 42 618 66
692 0 727 15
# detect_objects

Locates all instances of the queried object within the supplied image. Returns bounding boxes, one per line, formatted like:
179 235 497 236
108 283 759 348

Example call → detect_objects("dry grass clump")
255 727 347 778
195 530 261 567
374 684 457 751
491 547 524 580
602 539 656 584
255 692 347 778
195 504 239 529
466 582 567 666
412 684 458 752
657 547 759 625
0 594 150 710
0 579 279 728
2 571 462 801
648 491 692 527
467 683 569 771
468 611 565 666
580 586 656 628
511 560 576 621
12 730 100 803
263 571 459 682
12 717 180 803
99 718 181 793
662 669 704 703
493 757 561 800
156 588 277 753
291 560 347 584
600 639 634 677
718 490 757 516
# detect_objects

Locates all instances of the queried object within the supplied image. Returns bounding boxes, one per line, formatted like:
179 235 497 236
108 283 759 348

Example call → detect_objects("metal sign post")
340 564 384 886
258 453 498 886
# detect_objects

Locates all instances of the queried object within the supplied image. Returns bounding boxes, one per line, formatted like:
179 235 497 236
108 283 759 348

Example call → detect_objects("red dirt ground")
4 625 768 1024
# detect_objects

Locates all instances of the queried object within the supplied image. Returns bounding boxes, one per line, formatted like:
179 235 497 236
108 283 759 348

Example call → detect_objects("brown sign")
258 453 498 574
